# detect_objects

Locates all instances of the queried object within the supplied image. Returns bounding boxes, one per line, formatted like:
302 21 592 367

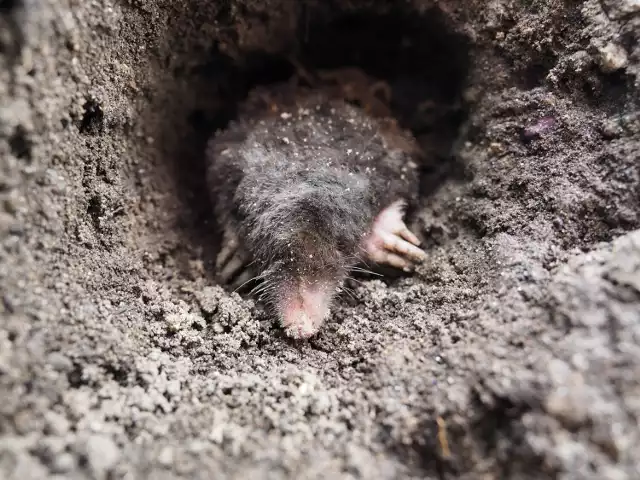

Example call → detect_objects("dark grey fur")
205 86 421 310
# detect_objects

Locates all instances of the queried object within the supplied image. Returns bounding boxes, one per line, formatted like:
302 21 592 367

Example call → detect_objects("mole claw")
381 232 427 263
216 236 238 266
398 226 421 246
362 201 427 271
385 252 414 272
218 255 246 284
216 246 234 271
216 229 241 269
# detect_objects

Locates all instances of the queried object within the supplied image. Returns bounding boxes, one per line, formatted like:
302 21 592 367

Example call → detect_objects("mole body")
206 85 426 338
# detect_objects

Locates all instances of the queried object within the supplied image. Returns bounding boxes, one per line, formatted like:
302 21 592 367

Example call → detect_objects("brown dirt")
1 0 639 479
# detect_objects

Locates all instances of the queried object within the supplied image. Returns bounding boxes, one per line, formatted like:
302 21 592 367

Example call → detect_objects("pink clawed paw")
362 200 426 272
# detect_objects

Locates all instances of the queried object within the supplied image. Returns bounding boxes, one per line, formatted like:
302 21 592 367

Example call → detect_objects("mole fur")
206 84 423 337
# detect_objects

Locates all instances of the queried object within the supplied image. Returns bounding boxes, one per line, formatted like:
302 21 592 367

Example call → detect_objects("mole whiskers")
249 278 270 298
337 284 358 301
233 274 261 294
348 251 382 277
350 265 382 277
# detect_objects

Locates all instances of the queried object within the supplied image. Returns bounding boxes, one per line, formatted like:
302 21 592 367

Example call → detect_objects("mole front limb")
361 200 426 272
216 227 252 287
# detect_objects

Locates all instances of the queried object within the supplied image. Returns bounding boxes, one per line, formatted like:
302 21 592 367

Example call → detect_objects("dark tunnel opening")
150 2 473 283
194 4 472 197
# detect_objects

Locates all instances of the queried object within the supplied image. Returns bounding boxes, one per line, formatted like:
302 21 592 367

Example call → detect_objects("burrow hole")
192 4 471 196
156 3 472 278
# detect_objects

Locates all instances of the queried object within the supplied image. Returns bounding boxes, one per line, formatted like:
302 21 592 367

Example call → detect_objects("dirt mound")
1 0 638 478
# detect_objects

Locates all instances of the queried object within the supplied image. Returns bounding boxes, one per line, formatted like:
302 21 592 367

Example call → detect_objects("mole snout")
206 86 427 339
250 185 367 338
277 275 342 339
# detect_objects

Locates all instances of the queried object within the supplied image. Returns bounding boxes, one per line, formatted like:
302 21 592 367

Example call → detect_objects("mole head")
248 169 374 338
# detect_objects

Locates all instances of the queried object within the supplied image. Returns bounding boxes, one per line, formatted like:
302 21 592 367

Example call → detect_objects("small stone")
51 453 76 474
600 465 629 480
596 43 628 73
157 446 174 466
620 0 640 14
601 0 640 19
2 295 15 314
601 117 624 139
195 286 224 316
48 352 74 372
3 197 18 214
547 358 572 384
0 212 16 234
8 223 24 236
45 411 70 435
488 142 504 155
188 440 208 453
544 387 589 429
82 435 120 473
209 424 224 444
165 379 181 397
165 313 183 333
212 322 224 334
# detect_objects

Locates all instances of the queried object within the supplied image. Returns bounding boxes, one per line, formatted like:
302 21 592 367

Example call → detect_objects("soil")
1 0 639 479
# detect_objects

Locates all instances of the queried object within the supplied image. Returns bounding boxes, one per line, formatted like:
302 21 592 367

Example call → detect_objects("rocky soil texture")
1 0 639 479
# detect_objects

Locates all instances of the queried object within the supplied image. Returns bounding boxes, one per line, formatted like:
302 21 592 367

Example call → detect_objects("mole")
205 82 426 339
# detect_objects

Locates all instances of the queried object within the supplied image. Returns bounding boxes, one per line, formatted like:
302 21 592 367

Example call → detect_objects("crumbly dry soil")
1 1 639 479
